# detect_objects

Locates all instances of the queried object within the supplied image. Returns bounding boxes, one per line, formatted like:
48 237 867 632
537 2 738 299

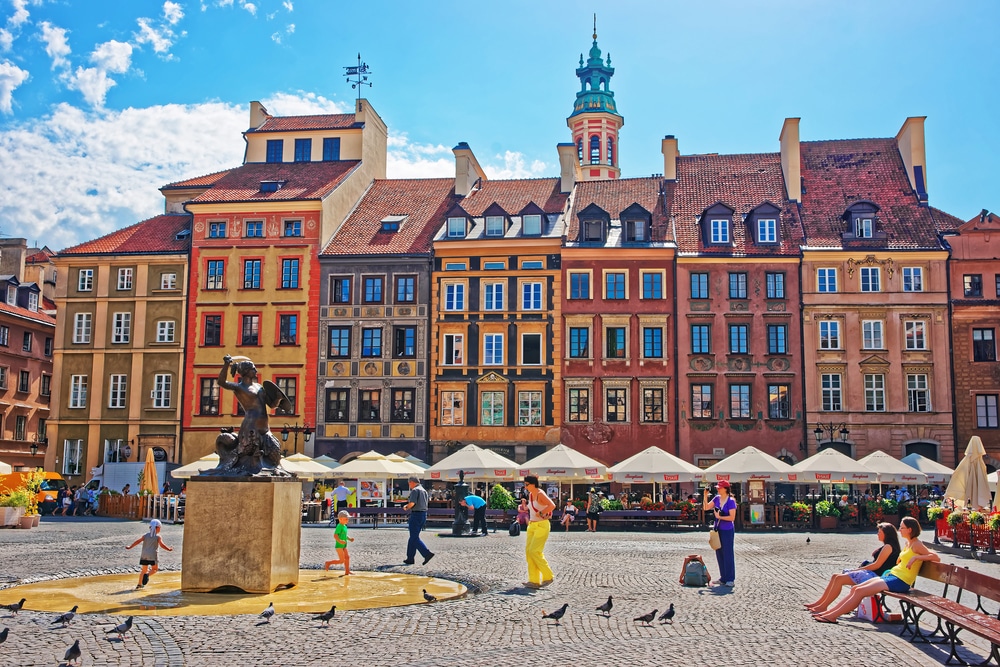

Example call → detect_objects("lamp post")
813 422 850 452
30 432 46 459
806 490 820 529
280 422 313 456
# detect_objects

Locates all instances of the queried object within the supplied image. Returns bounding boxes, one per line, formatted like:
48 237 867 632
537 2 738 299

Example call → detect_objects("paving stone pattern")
1 517 998 666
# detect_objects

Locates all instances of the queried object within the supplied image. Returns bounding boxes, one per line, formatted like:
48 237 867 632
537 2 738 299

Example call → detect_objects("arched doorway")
904 441 938 462
818 441 853 457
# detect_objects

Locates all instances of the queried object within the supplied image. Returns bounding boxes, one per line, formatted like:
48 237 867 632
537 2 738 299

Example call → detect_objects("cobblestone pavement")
1 517 999 666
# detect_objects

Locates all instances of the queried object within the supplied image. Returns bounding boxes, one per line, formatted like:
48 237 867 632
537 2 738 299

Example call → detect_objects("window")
361 328 382 357
519 391 543 426
691 385 713 419
393 326 416 358
69 375 88 408
819 320 840 349
904 321 926 350
395 276 415 303
521 282 542 310
323 137 340 161
577 138 583 164
481 391 504 426
112 312 131 344
485 215 505 237
275 377 296 415
265 139 283 162
860 267 880 292
392 389 414 422
207 260 225 290
293 138 311 162
22 331 31 352
442 334 464 365
767 324 787 354
328 327 351 358
109 374 127 408
44 337 52 356
0 326 7 347
583 218 603 242
607 137 614 166
711 219 729 244
821 373 842 412
730 384 751 419
17 369 29 393
331 277 351 304
768 384 790 419
444 283 464 311
606 327 626 359
606 388 627 422
728 324 748 354
63 439 82 476
817 268 838 293
523 214 542 236
483 261 506 270
907 374 930 412
902 267 923 292
605 272 625 299
864 374 886 412
209 222 227 238
766 272 785 299
152 374 172 408
691 324 710 354
626 219 647 242
103 438 125 464
78 268 94 291
642 388 664 422
203 315 221 346
0 367 7 389
199 378 220 415
589 134 601 164
568 388 589 421
13 415 25 441
359 389 380 421
363 277 383 303
569 327 589 358
241 315 260 346
283 219 302 237
243 259 261 289
690 273 709 299
5 285 13 305
862 320 884 350
73 313 92 344
326 389 349 422
642 272 662 299
758 218 777 243
245 220 264 238
116 268 133 290
643 327 663 359
522 333 542 365
569 273 590 299
27 292 38 311
728 272 747 299
40 374 50 396
441 391 465 425
484 282 504 310
964 274 983 297
278 314 298 345
445 262 466 271
974 328 997 362
484 333 504 365
276 259 301 289
855 217 873 238
977 395 998 428
447 217 466 238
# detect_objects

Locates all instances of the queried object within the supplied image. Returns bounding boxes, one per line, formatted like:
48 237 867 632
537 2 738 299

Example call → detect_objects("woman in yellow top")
813 516 939 623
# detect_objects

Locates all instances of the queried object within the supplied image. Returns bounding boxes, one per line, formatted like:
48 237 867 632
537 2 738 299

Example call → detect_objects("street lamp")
280 422 313 456
30 432 47 457
813 422 850 449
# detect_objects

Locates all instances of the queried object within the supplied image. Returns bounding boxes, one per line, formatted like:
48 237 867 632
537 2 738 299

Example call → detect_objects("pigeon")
634 609 657 626
658 604 675 624
259 602 275 623
106 616 133 640
422 589 437 603
52 605 79 627
541 603 568 624
0 627 7 644
313 605 336 626
64 639 82 665
596 595 613 616
806 537 810 544
0 598 25 616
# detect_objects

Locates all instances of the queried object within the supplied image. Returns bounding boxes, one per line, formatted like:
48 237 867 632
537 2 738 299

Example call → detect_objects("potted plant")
926 506 945 521
24 468 43 526
0 490 27 527
815 500 842 529
968 511 986 526
947 511 967 527
1 488 32 528
839 503 859 525
789 501 811 523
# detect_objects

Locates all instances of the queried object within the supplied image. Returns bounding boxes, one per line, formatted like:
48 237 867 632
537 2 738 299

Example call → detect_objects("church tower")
567 20 623 180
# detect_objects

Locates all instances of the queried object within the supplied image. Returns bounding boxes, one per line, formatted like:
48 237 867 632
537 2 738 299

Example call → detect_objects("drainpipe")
942 235 960 466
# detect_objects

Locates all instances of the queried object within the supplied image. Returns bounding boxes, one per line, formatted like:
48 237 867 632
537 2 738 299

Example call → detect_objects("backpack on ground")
509 520 521 537
683 560 710 587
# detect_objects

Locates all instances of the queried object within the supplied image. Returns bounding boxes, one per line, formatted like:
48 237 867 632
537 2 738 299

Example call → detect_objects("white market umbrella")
900 453 954 484
858 450 927 485
945 436 992 510
518 443 607 481
335 451 424 479
789 448 877 484
608 446 704 484
425 444 519 481
279 453 336 480
0 460 11 475
703 446 795 483
313 455 341 470
171 453 220 479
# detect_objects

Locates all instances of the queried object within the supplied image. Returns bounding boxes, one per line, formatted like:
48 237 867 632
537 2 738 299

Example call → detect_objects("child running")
126 519 172 589
324 510 354 575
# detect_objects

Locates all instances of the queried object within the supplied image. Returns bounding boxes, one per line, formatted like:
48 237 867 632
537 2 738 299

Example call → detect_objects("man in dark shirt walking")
403 477 434 565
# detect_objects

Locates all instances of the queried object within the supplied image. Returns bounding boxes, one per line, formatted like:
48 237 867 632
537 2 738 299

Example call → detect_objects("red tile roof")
59 214 191 255
321 179 456 256
25 249 53 264
188 161 360 204
247 114 358 133
669 152 803 255
930 206 967 234
798 138 941 249
0 300 55 326
566 177 672 242
161 169 235 190
460 178 567 217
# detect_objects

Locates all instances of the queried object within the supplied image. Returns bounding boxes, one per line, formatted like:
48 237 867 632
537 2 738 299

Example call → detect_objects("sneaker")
724 581 735 587
142 573 150 586
422 553 435 565
522 582 541 589
401 560 415 565
712 579 725 586
540 579 553 587
135 584 144 590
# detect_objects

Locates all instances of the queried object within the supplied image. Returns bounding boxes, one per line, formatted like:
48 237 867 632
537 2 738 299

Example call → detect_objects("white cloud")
286 23 294 34
241 1 257 16
67 66 115 107
38 21 70 70
0 60 29 113
163 1 184 25
283 1 293 11
270 31 281 44
261 91 347 115
0 28 12 52
484 150 548 179
90 40 133 74
271 23 294 43
9 0 29 29
134 17 174 54
386 132 452 179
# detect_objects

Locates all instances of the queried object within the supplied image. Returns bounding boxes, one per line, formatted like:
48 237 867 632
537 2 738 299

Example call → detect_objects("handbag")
708 528 721 550
509 520 521 537
857 595 885 622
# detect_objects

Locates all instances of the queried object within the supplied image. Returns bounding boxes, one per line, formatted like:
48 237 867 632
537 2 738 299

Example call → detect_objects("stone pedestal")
181 478 301 593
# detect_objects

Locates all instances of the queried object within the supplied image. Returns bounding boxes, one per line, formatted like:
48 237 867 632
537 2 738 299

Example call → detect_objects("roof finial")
593 13 597 40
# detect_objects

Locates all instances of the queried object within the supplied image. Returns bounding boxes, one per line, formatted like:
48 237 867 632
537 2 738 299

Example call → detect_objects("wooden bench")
880 561 1000 665
594 509 683 528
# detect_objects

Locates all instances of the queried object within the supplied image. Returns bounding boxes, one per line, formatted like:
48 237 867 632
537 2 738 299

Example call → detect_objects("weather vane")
344 53 372 101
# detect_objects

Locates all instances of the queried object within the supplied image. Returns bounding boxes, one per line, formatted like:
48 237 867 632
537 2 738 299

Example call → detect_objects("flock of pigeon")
0 597 134 665
541 596 675 627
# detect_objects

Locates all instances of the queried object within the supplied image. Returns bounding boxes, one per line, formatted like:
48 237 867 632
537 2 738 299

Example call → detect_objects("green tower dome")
570 28 619 118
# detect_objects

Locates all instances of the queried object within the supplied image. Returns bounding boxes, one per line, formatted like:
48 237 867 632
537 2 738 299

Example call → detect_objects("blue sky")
0 0 997 249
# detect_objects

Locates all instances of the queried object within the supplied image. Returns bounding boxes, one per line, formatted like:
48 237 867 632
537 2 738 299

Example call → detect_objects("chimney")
557 143 578 194
249 101 270 130
661 135 679 181
779 118 801 202
896 116 928 202
453 142 487 197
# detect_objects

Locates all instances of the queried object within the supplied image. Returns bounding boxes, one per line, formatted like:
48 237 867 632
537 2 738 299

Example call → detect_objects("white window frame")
484 282 504 311
904 320 926 350
73 313 92 344
157 320 175 343
69 375 88 408
710 219 729 243
757 218 777 243
442 334 464 366
108 374 127 409
104 438 126 463
860 267 881 292
521 282 542 311
819 320 840 350
864 373 886 412
862 320 884 350
447 217 466 238
484 333 504 366
518 390 543 426
522 214 542 236
78 269 94 292
907 374 930 412
821 373 842 412
152 373 172 408
112 312 131 344
856 217 874 238
817 268 838 293
976 395 998 428
440 390 465 425
484 215 504 237
444 283 465 311
161 272 177 290
63 439 83 476
27 292 37 311
902 267 923 292
117 267 133 290
480 391 504 426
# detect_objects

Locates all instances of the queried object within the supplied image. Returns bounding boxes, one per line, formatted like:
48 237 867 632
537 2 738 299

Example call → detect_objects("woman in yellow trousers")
523 475 556 589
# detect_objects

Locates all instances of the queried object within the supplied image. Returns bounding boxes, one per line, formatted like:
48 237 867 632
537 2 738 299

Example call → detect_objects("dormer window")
381 215 406 233
748 202 782 245
583 219 604 242
447 217 467 238
621 204 652 243
27 292 37 312
577 203 609 243
702 203 735 246
855 217 873 238
842 201 885 242
523 214 542 236
485 216 505 237
259 181 283 193
5 286 14 305
758 219 776 243
711 219 729 243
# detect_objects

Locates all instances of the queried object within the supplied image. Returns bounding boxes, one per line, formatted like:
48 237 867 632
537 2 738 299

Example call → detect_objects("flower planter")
18 515 33 529
30 514 39 527
0 506 24 527
819 516 839 530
